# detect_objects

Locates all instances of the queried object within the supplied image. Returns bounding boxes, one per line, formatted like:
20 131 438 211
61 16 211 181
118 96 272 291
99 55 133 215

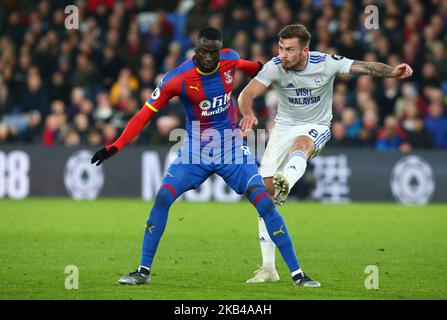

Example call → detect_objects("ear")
302 46 309 54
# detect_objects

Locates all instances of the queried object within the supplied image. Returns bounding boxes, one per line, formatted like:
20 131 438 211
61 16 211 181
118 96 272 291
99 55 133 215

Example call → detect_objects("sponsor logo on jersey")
199 100 212 111
199 91 232 116
288 88 321 105
288 96 321 105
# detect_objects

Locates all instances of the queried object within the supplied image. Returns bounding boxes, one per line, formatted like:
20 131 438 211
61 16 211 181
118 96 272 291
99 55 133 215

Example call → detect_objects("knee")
291 136 314 155
263 178 275 197
255 196 276 217
155 187 175 209
247 185 276 216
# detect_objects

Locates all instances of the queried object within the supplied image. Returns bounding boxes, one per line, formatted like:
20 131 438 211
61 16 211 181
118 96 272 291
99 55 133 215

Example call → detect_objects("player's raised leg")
273 135 313 205
274 125 331 205
119 162 211 285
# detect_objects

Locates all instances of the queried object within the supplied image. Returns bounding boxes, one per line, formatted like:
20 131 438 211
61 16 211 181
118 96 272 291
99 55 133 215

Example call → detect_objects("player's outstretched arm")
238 79 269 132
91 105 155 166
349 61 413 79
237 59 263 78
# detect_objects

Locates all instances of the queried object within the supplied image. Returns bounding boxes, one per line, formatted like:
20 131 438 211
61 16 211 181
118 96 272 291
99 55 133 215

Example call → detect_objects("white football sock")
291 269 303 277
138 265 150 273
283 150 308 190
258 216 276 269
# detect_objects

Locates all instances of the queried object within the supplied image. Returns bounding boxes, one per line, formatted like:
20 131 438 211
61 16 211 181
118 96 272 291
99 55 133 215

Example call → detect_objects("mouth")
281 60 296 70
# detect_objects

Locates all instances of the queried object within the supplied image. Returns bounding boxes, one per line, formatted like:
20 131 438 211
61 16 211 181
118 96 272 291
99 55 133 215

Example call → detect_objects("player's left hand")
239 115 258 133
391 63 413 79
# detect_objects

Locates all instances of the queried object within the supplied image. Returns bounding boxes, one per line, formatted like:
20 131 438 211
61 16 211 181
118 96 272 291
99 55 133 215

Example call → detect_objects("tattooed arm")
349 61 413 79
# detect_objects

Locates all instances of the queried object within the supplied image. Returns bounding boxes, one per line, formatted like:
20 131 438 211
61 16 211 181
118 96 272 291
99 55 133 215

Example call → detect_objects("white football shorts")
260 123 331 178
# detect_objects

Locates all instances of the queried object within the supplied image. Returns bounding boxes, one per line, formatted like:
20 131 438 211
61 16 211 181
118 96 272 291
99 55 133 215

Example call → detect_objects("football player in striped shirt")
92 27 321 287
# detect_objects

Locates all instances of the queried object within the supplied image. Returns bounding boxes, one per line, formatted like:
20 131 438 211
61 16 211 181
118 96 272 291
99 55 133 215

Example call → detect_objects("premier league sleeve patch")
331 55 344 60
151 88 161 100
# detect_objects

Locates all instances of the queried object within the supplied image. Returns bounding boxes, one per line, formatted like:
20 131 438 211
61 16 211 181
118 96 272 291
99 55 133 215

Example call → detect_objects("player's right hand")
91 146 118 166
239 115 258 133
391 63 413 79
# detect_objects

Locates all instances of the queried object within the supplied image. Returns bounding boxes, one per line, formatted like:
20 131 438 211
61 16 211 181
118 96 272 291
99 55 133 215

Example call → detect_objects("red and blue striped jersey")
145 49 260 137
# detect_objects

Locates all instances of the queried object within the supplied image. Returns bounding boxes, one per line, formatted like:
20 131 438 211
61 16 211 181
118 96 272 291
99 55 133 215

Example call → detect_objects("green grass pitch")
0 198 446 300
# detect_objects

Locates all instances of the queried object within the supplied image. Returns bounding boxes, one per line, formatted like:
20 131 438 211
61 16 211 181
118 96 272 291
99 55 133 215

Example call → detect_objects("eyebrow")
279 44 296 49
198 47 220 53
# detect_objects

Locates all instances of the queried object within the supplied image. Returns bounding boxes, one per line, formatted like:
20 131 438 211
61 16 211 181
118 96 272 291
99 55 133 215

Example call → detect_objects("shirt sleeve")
108 106 155 152
254 59 281 87
325 54 354 76
236 59 263 78
146 73 179 112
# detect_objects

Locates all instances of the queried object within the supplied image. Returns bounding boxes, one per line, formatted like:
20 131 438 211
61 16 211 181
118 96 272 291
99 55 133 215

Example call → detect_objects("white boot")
246 266 280 283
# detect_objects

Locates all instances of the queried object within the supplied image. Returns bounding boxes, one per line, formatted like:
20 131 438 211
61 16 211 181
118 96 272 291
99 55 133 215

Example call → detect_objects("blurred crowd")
0 0 446 151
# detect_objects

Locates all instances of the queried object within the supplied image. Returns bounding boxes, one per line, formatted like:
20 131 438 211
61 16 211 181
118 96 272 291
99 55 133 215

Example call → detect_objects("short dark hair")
278 24 311 48
197 27 223 42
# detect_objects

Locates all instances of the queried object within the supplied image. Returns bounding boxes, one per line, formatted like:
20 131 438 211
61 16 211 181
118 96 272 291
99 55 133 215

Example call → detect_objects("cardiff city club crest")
224 70 233 84
314 76 324 86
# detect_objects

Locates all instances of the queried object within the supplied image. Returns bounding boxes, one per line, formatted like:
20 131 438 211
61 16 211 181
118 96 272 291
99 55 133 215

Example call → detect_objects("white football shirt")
255 51 353 127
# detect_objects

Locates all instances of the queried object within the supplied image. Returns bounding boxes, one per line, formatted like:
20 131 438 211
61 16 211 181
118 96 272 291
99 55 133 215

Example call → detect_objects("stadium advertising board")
0 146 445 204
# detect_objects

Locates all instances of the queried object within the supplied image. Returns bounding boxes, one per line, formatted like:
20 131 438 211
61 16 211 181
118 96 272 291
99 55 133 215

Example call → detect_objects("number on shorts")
240 146 251 155
308 129 318 138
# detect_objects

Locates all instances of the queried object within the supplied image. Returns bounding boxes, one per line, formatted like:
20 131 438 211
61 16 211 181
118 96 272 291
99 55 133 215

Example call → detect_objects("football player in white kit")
238 24 413 283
